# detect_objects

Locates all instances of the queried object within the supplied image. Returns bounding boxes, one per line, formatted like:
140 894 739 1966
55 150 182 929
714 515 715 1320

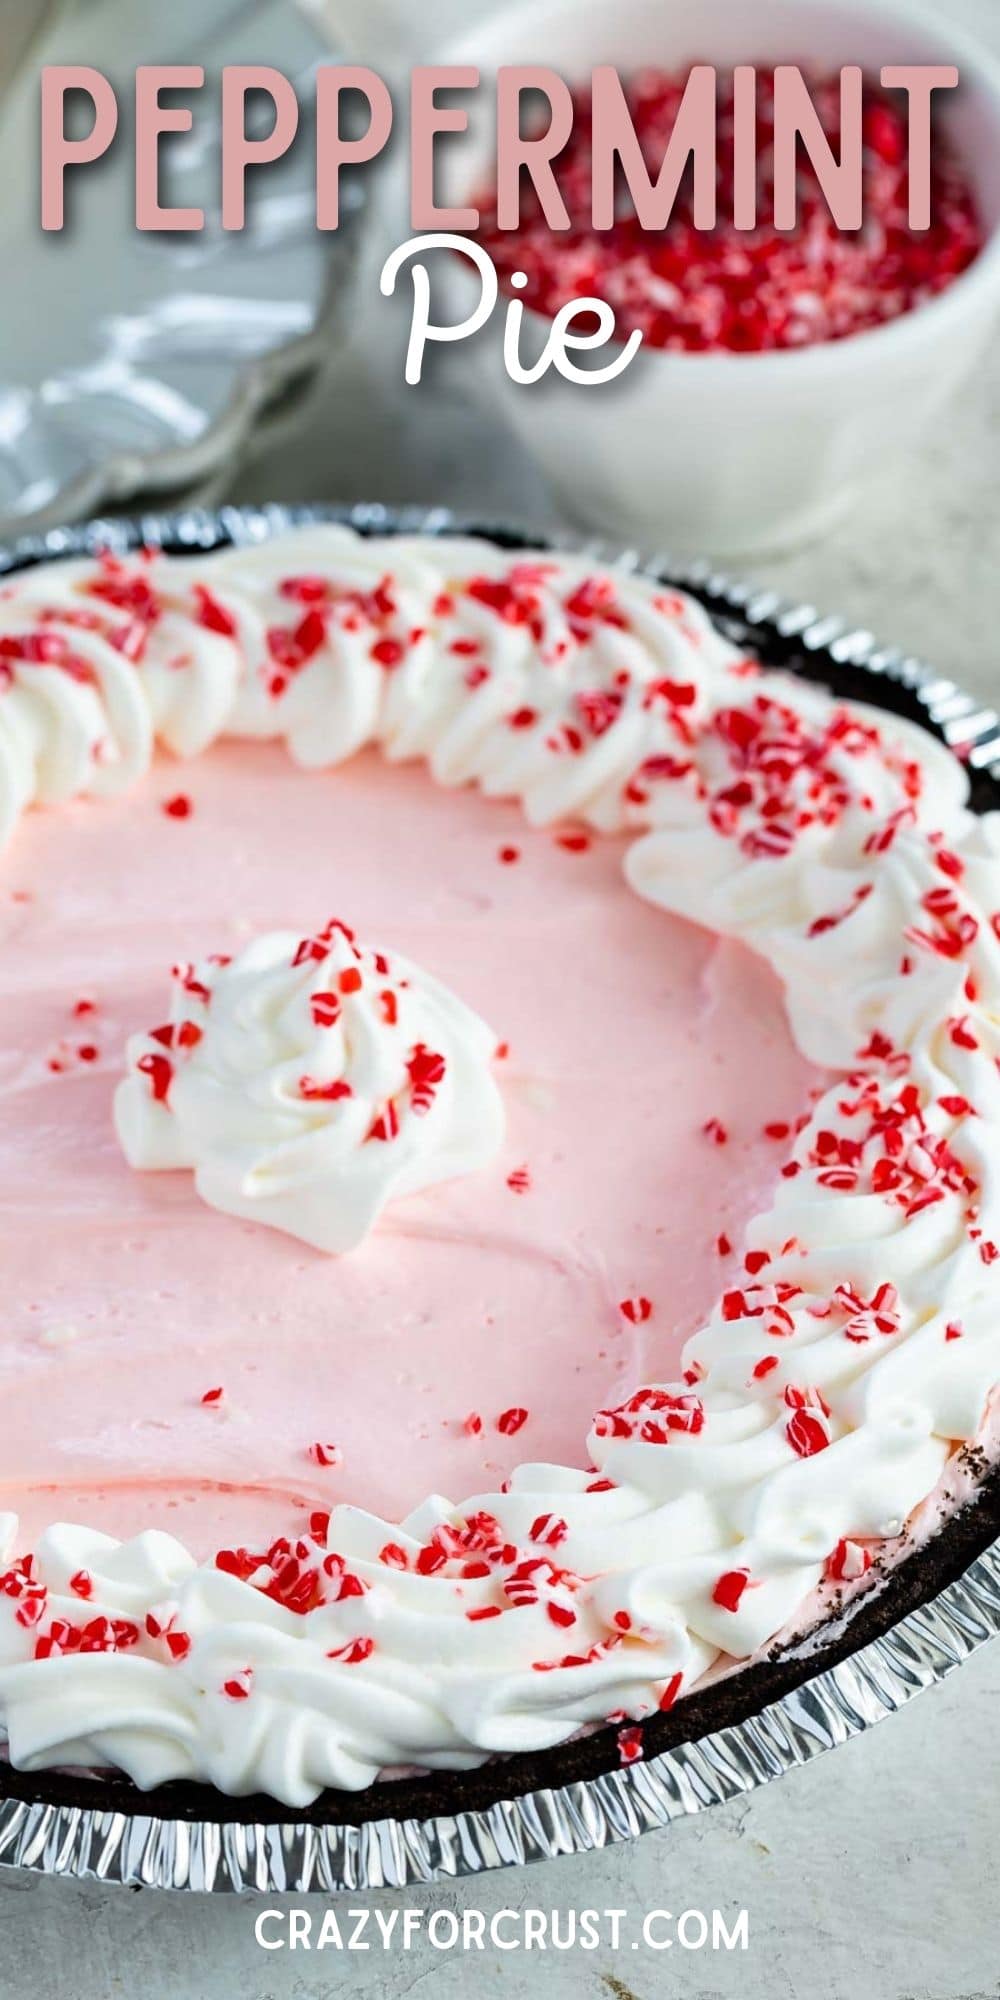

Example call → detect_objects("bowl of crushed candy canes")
409 0 1000 556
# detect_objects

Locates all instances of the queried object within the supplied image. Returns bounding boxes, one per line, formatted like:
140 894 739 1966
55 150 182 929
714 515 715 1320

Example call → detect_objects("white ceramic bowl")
423 0 1000 556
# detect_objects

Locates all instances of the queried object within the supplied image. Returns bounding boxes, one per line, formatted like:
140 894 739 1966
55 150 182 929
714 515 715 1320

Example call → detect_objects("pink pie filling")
0 743 820 1558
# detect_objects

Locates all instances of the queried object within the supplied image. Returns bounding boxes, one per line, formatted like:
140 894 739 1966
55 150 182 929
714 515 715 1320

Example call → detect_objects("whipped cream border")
0 523 998 1807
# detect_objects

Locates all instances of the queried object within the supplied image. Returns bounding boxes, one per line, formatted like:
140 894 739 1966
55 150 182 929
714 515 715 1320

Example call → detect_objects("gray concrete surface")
1 0 999 1992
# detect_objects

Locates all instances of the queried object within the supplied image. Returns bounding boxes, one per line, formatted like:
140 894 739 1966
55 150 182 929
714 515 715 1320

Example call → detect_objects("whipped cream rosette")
115 917 505 1253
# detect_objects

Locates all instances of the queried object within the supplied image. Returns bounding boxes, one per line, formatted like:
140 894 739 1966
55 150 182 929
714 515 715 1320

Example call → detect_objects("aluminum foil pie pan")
0 500 998 1894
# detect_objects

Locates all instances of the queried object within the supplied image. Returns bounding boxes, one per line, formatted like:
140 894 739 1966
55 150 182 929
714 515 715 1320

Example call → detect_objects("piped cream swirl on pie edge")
0 524 997 1806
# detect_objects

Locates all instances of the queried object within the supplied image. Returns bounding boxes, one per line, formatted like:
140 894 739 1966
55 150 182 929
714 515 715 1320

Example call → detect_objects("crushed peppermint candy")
619 1295 653 1325
473 70 981 353
712 1568 752 1613
826 1539 873 1584
617 1724 644 1765
496 1406 529 1437
309 1442 343 1468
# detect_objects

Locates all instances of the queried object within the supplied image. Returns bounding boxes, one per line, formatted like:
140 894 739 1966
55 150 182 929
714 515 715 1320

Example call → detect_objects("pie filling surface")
0 524 996 1806
2 744 813 1548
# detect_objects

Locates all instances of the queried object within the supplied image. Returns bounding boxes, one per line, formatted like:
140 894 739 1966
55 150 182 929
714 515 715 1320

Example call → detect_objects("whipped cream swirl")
114 917 505 1253
0 610 150 849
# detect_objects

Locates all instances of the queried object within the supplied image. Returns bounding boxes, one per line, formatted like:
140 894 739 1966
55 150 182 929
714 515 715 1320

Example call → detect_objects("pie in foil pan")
0 500 997 1892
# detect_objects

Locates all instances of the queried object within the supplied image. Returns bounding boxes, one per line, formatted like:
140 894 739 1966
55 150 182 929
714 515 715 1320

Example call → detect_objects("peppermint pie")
0 521 996 1809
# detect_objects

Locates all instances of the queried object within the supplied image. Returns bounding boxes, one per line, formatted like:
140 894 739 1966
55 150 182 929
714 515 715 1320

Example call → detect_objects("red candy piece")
496 1406 529 1436
712 1568 751 1613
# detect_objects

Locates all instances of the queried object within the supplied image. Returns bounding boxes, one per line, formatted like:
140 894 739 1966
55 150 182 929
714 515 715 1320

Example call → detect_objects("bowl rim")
439 0 1000 375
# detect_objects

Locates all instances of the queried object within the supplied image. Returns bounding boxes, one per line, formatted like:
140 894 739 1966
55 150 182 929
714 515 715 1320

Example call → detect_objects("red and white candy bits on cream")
0 522 997 1808
115 916 505 1253
0 603 150 849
